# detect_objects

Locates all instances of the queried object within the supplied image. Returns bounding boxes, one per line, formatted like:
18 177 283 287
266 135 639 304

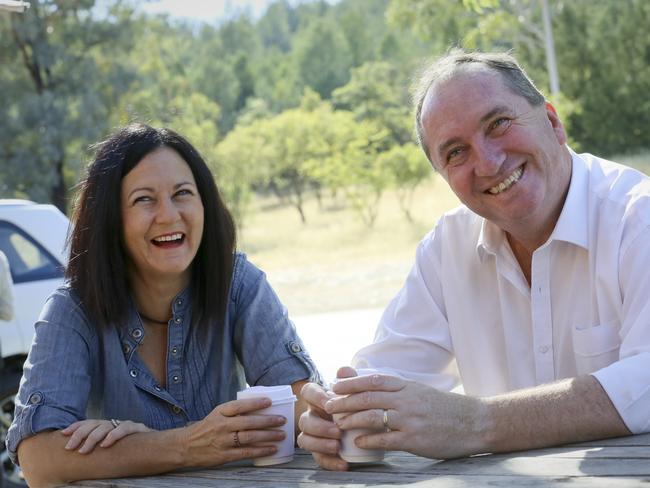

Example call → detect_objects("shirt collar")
476 149 589 261
548 150 589 249
477 217 505 261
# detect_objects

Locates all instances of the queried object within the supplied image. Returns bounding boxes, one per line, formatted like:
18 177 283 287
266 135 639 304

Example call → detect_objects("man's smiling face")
419 66 571 243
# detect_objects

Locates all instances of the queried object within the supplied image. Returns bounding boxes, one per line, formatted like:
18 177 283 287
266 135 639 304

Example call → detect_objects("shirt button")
154 385 162 392
171 346 179 355
28 393 42 404
175 299 183 307
129 369 138 378
290 342 302 353
172 375 181 383
131 329 143 339
122 343 131 354
538 345 550 354
171 405 182 414
174 317 182 324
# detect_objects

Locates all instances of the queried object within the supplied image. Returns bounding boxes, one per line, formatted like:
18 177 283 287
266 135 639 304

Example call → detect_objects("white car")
0 199 69 487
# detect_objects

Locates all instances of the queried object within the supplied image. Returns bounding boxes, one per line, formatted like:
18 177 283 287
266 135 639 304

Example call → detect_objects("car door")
0 221 64 357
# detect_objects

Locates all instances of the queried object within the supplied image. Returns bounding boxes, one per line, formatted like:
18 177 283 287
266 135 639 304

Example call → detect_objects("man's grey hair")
412 49 546 160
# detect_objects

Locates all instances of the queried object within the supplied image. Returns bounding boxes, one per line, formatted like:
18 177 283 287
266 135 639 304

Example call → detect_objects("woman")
7 124 320 486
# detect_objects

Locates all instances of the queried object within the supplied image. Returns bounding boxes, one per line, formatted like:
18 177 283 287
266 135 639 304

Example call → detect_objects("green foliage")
1 0 648 224
293 16 353 98
0 0 135 211
552 0 650 155
378 143 432 221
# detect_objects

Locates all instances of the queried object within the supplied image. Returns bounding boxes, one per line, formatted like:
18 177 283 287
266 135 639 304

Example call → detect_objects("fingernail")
324 400 333 412
99 441 107 447
278 416 287 425
64 442 73 450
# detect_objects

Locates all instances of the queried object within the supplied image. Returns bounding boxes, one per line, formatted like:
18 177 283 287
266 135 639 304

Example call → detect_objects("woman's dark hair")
66 123 236 330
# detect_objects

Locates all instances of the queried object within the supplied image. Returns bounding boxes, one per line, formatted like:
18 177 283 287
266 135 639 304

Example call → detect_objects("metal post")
541 0 560 95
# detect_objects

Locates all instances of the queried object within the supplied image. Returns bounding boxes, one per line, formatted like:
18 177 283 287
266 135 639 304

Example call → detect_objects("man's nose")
155 197 181 223
473 141 506 177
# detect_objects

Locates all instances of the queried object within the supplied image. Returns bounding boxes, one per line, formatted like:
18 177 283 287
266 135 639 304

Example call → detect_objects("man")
298 50 650 471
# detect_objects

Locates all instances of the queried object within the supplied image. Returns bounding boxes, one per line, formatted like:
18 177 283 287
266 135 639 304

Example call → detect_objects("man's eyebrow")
436 105 515 160
480 105 512 124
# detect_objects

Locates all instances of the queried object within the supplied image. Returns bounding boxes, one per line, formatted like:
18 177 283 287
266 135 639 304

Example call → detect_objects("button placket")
531 247 555 383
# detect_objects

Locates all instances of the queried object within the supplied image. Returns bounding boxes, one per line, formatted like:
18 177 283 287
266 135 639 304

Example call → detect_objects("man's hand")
324 373 488 460
324 374 631 460
297 367 360 470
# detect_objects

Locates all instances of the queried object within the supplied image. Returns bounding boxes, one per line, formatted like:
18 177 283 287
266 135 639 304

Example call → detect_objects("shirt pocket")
572 322 621 375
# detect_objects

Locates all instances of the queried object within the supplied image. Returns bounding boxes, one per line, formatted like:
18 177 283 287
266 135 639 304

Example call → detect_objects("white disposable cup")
331 374 385 463
237 385 296 466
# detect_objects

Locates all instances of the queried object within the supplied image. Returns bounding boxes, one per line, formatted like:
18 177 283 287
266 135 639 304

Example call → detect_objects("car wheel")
0 371 26 488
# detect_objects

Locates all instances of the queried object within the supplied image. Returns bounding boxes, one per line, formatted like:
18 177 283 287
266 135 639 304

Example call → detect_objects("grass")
240 150 650 317
239 174 459 315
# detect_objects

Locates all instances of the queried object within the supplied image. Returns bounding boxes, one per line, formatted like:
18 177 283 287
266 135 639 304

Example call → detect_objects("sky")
137 0 320 24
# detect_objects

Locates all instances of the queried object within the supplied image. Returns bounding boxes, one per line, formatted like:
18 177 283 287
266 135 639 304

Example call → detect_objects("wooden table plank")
73 475 649 488
70 433 650 487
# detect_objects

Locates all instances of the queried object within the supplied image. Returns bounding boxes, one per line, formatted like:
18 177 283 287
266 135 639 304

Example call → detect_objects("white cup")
237 385 296 466
330 375 385 463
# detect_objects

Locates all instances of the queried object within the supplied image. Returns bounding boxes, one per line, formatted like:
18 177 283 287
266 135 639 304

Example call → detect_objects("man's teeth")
154 233 183 242
488 167 523 195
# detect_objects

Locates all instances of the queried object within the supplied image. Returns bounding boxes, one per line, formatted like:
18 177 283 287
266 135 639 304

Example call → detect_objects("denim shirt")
7 253 320 463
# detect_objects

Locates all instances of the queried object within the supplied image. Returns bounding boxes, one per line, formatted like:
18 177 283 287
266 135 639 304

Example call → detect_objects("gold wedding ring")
233 430 242 448
382 409 390 432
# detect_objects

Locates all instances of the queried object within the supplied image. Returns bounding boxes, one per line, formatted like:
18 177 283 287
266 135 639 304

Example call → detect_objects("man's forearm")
18 427 188 487
481 375 631 454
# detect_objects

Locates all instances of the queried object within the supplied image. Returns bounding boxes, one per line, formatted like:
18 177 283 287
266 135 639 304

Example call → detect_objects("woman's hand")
296 366 358 471
61 419 153 454
183 396 288 467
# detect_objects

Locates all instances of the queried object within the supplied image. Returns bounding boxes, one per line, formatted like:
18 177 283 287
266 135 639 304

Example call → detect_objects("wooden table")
71 433 650 487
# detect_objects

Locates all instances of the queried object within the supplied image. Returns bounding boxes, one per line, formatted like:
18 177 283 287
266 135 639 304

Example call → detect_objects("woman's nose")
154 197 181 223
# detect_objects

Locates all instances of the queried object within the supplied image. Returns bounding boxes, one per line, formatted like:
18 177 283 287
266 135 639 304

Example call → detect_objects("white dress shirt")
353 151 650 434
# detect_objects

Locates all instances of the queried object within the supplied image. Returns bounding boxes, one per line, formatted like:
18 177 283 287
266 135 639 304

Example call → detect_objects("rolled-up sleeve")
592 225 650 434
231 255 322 387
6 288 94 464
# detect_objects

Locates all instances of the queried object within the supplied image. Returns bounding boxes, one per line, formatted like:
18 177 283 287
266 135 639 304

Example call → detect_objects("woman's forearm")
18 427 189 487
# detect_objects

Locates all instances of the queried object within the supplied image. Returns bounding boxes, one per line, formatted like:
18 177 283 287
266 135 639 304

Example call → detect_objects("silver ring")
233 430 241 448
382 409 390 431
110 418 120 429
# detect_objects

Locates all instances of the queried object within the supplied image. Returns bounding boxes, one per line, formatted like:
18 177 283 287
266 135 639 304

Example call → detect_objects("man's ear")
545 101 567 145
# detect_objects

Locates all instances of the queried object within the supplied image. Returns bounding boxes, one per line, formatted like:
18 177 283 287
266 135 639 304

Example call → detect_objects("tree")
0 0 134 211
293 16 353 98
379 143 432 221
332 61 412 146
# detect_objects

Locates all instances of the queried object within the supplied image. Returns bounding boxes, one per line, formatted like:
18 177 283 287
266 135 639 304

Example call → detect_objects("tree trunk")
50 157 67 214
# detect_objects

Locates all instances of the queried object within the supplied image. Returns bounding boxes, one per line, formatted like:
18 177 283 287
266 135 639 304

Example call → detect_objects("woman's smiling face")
121 147 204 283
